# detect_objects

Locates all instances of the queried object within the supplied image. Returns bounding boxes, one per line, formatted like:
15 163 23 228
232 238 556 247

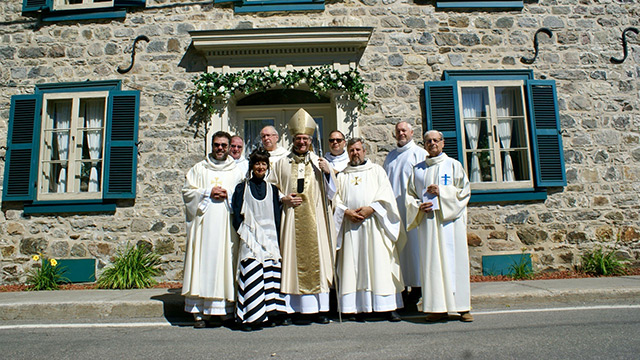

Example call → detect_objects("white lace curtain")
496 89 516 181
53 103 71 193
462 89 484 183
83 100 104 192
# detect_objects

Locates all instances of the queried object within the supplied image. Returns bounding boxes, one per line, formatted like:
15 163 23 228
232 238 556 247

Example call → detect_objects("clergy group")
181 111 473 330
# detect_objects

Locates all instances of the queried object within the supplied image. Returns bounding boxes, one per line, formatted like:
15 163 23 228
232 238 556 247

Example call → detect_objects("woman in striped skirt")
231 148 289 331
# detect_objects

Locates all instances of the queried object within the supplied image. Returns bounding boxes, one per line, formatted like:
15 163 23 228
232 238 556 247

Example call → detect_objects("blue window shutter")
526 80 566 187
103 90 139 199
3 94 41 201
22 0 49 12
424 80 463 163
113 0 146 7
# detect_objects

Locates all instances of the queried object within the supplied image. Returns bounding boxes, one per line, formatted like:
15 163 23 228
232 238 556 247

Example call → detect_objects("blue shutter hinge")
0 146 6 161
117 35 150 74
520 28 553 65
610 27 639 64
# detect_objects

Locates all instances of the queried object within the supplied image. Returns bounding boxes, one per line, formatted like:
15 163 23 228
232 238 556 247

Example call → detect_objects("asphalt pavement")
1 276 639 323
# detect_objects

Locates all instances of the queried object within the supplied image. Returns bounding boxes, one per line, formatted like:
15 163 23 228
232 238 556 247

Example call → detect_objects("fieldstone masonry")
1 0 639 284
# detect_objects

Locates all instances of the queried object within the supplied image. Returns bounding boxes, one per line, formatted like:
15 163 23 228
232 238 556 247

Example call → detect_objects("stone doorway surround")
189 26 373 154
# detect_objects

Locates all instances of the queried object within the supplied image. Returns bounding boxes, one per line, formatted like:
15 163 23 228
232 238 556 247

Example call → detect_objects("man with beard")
383 121 428 304
406 130 473 323
230 135 249 177
333 138 404 322
260 125 289 166
182 131 244 328
324 130 349 173
268 108 337 325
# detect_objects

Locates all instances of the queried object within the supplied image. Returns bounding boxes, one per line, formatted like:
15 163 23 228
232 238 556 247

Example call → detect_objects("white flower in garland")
187 65 369 116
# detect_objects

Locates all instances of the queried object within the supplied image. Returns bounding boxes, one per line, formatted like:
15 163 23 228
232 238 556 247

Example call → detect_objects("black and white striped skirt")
237 258 288 324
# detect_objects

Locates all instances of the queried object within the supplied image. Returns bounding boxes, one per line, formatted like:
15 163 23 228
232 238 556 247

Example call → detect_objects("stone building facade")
1 0 639 284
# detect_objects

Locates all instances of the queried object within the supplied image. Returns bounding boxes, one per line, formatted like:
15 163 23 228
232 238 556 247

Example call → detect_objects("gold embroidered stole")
290 154 321 294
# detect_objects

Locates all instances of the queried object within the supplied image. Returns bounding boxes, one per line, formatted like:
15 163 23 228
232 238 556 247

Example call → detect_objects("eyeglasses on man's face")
329 138 344 143
213 142 229 148
425 138 443 144
261 133 277 138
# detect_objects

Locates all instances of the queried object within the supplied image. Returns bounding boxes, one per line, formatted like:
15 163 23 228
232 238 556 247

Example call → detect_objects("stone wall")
1 0 639 284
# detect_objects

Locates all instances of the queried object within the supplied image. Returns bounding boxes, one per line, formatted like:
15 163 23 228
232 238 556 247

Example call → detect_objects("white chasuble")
334 161 404 313
182 156 243 315
383 140 428 286
268 151 337 313
406 153 471 313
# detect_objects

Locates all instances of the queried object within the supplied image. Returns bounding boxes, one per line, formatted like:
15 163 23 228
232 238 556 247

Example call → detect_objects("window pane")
244 119 274 153
77 98 105 193
44 99 72 193
495 87 523 118
462 87 493 183
461 87 488 118
502 149 530 181
467 149 495 182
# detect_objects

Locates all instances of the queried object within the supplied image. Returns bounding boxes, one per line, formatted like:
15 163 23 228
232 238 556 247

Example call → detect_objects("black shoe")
355 313 366 323
194 319 206 329
292 314 312 325
388 311 401 322
316 315 330 324
280 317 293 326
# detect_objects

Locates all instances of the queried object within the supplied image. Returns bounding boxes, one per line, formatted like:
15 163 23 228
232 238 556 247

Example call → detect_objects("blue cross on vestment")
441 174 450 185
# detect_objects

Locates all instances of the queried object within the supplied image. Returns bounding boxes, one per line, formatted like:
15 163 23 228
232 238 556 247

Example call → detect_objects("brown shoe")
459 312 473 322
425 313 448 322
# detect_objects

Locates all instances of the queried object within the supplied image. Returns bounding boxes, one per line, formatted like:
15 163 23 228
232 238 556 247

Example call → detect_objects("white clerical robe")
334 161 404 313
406 152 471 313
383 140 428 286
325 151 349 172
182 156 244 315
268 151 337 314
235 157 249 178
268 146 289 166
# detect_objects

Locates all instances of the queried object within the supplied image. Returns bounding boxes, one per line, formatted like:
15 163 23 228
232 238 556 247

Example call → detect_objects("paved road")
2 304 639 359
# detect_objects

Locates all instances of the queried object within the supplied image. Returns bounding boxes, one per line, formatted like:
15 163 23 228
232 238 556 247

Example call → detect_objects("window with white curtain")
39 92 107 200
53 0 114 11
458 81 533 190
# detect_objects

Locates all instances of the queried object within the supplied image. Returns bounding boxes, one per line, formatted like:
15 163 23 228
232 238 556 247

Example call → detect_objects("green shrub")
97 244 163 289
509 252 534 280
579 247 628 276
27 254 69 291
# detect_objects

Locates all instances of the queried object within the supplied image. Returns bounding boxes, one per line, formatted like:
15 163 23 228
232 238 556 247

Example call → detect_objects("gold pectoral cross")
351 176 361 186
211 177 222 187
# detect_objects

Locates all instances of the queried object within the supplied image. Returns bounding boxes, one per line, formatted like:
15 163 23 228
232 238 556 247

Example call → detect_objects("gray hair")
347 137 367 152
396 121 413 131
423 130 444 141
260 125 279 136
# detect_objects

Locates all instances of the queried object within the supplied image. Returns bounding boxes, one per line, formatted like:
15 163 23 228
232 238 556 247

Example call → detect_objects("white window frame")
457 80 534 191
52 0 114 11
38 91 108 201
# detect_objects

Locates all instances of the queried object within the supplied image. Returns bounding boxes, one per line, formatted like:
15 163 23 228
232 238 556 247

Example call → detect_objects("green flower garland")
186 65 368 122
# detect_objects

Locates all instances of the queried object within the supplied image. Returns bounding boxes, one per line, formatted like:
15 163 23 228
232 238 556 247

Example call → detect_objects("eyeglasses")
213 142 228 148
230 145 243 149
261 134 277 138
329 139 344 143
425 139 443 144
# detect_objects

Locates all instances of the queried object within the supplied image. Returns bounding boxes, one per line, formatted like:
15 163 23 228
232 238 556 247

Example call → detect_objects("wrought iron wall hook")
610 27 639 64
117 35 150 74
520 28 553 65
0 145 7 161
